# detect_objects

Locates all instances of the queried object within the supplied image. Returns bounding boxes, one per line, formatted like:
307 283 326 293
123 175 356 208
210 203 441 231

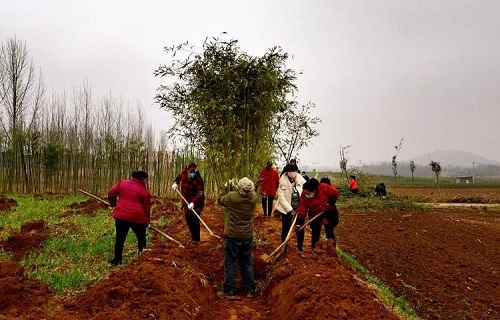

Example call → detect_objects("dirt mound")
0 260 52 319
62 198 109 217
0 197 401 320
267 244 398 320
0 195 17 211
1 220 48 260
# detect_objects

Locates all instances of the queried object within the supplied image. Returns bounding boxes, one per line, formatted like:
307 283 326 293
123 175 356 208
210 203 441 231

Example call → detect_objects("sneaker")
246 287 257 298
217 290 239 300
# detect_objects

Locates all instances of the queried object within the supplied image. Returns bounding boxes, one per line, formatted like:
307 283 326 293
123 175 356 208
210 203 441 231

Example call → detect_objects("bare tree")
0 36 45 192
429 160 442 192
409 160 416 182
391 138 404 183
339 145 351 185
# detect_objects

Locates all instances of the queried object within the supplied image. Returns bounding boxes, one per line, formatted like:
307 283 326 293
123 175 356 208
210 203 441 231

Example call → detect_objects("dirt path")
1 198 401 319
337 207 500 319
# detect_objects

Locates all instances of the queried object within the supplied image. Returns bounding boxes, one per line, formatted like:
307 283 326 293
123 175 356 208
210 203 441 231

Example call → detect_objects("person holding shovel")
108 171 151 266
275 163 306 251
217 177 259 298
172 162 205 242
255 161 280 217
296 178 340 250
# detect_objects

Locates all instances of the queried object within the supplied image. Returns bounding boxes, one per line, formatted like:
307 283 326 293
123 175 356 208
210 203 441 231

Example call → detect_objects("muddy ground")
390 186 500 204
1 198 398 320
1 189 499 319
337 207 500 319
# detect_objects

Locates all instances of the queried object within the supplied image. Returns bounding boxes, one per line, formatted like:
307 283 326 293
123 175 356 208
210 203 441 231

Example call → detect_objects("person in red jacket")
255 161 280 217
296 178 340 250
172 162 205 242
108 171 151 266
349 175 358 194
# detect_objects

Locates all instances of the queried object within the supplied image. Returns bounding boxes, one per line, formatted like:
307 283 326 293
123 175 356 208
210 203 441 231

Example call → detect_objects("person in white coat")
275 163 307 251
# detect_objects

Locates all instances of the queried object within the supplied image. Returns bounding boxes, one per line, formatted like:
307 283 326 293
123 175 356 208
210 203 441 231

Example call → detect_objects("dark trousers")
261 196 274 216
113 218 147 263
310 206 339 248
184 208 201 241
281 213 304 251
223 237 255 293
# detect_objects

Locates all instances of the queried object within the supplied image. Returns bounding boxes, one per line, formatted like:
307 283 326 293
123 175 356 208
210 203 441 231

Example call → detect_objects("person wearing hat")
217 177 259 298
255 161 280 217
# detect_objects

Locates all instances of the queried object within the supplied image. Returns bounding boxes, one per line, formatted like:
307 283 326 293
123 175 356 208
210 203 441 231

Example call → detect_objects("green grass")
1 194 152 295
337 249 422 320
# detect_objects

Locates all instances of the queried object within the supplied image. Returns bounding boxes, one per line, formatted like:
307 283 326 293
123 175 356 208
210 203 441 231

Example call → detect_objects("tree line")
1 35 320 196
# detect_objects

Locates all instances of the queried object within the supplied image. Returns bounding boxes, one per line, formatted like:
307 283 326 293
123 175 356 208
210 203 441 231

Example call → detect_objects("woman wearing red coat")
255 161 280 217
296 178 340 250
108 171 151 265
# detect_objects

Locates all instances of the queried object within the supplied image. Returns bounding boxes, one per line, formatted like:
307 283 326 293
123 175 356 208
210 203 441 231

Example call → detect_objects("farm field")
337 207 500 319
1 186 499 319
389 186 500 204
1 196 398 320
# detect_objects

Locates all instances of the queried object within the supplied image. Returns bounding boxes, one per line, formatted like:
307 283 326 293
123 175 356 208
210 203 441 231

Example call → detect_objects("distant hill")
409 150 498 167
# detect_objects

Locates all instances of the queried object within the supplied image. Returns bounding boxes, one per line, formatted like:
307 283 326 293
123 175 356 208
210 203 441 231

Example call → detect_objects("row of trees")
1 35 321 195
0 37 192 195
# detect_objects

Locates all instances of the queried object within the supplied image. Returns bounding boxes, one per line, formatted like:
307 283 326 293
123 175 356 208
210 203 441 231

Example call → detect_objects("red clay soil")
0 197 398 320
0 195 17 211
391 186 500 203
1 220 48 261
337 207 500 319
61 198 110 217
0 220 52 319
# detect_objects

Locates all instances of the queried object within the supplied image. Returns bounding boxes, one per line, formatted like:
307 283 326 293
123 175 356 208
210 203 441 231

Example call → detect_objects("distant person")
301 171 310 182
255 161 280 217
296 178 340 251
172 162 205 242
375 183 387 199
108 171 151 266
349 175 358 194
320 176 331 185
275 163 306 251
217 177 259 298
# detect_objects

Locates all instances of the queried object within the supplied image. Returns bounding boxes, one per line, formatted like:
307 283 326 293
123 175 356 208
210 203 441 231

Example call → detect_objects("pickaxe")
78 189 184 248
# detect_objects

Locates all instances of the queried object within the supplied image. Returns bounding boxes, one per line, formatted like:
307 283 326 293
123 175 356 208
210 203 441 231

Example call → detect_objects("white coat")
275 173 306 214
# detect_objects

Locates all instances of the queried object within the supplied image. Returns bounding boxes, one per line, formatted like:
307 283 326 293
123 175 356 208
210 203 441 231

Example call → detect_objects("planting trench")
1 197 399 320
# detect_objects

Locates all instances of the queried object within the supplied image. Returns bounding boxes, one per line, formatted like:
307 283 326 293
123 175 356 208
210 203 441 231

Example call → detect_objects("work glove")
172 182 178 190
294 225 302 233
187 202 194 210
146 224 151 229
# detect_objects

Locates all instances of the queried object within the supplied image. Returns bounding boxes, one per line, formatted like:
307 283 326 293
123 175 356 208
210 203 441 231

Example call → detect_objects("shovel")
175 189 222 239
259 213 298 262
260 211 324 263
78 189 184 248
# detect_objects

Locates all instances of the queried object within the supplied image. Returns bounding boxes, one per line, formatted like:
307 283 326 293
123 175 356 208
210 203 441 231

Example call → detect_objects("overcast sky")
2 0 499 168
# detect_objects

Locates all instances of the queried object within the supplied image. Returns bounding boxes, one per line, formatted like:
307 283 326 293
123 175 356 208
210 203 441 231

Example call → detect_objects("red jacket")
256 167 280 196
108 178 151 224
297 183 340 219
349 178 358 191
174 170 205 210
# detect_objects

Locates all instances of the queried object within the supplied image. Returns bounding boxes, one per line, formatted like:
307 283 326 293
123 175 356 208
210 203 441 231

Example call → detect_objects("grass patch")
338 249 422 320
1 194 152 295
338 196 430 211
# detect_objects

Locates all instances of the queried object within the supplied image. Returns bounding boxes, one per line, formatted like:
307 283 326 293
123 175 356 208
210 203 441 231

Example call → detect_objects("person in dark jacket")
172 162 205 242
108 171 151 266
217 177 259 298
296 178 340 250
